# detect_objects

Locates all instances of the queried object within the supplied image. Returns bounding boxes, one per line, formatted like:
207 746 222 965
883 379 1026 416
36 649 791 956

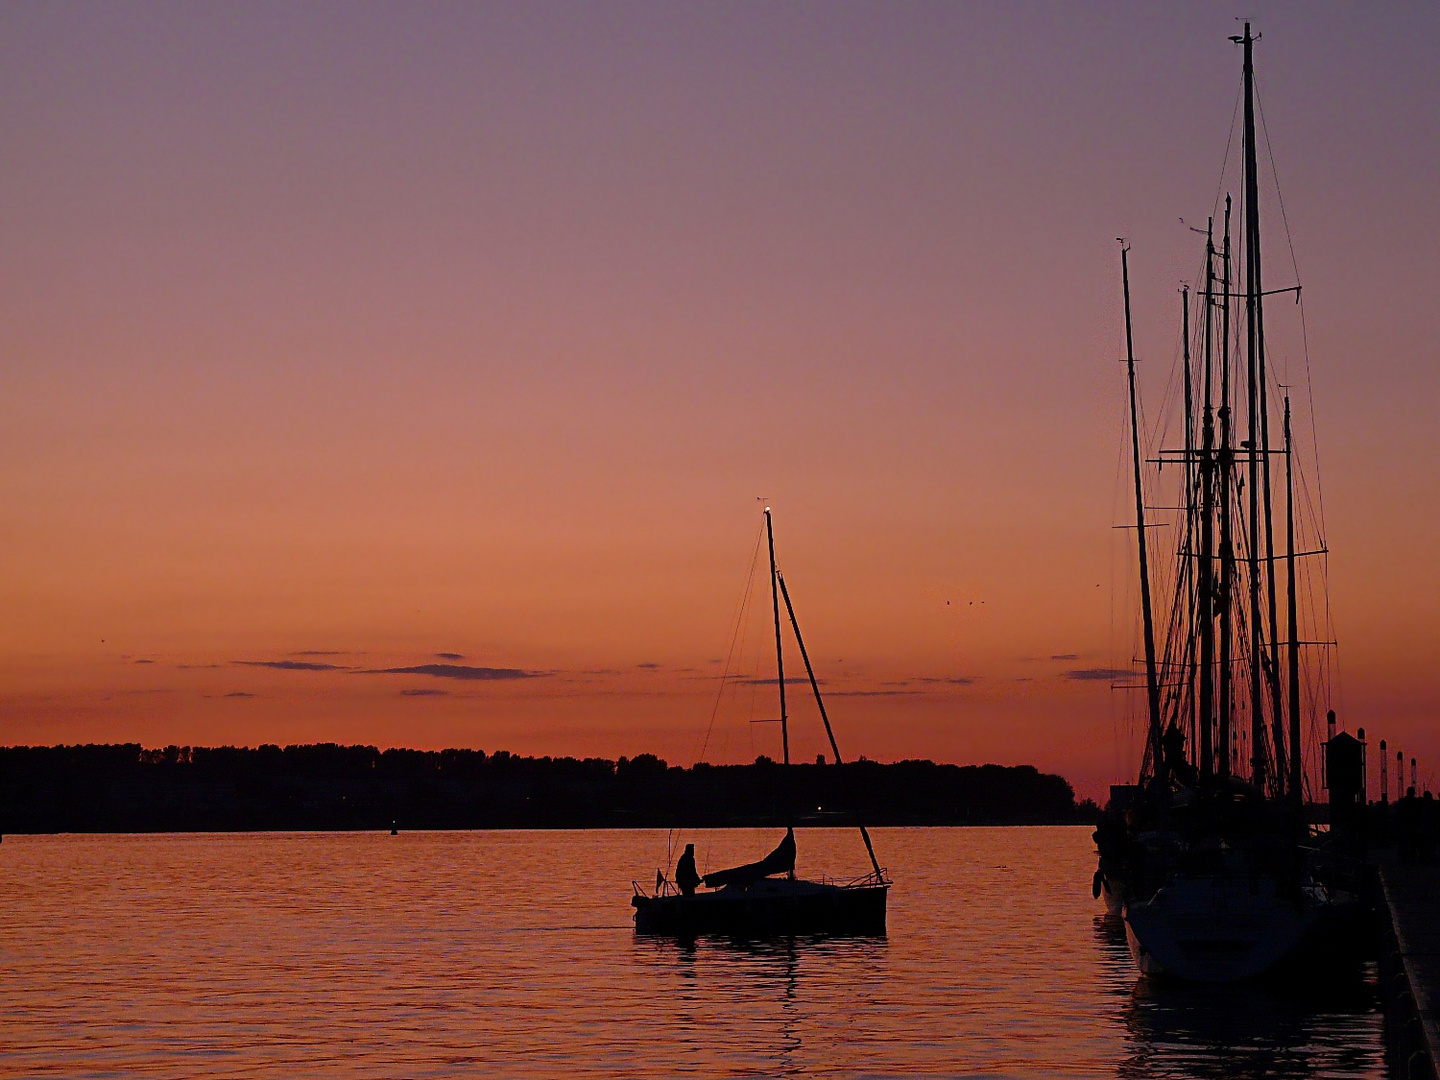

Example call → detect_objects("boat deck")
1377 856 1440 1080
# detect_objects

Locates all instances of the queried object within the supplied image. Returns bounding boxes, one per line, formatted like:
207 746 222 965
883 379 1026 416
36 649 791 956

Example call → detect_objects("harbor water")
0 827 1385 1078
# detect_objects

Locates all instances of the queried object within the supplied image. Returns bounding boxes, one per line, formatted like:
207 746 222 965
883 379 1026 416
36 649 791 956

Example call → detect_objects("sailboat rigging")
1093 24 1363 982
630 507 890 936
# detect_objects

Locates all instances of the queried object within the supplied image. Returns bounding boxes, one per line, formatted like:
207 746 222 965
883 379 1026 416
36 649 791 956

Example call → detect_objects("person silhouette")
675 843 701 896
1162 722 1197 788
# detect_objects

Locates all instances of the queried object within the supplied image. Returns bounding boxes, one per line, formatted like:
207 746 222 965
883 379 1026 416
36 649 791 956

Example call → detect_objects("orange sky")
1 4 1437 800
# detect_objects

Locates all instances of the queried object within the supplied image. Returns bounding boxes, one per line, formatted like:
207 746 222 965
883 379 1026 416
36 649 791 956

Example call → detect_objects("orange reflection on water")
0 827 1384 1078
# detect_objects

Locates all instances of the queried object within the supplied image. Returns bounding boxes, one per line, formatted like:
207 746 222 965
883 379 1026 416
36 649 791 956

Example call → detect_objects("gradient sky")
2 2 1436 799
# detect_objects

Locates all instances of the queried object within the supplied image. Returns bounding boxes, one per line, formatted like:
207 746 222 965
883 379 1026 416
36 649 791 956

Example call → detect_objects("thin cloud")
1065 667 1131 682
401 688 448 697
133 659 155 665
915 676 978 686
224 691 256 698
435 652 465 660
830 689 920 697
1050 653 1079 661
236 660 346 672
291 650 350 657
637 662 662 669
359 664 540 681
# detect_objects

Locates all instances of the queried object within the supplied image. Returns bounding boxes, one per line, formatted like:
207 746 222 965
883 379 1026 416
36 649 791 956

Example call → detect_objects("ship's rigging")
1118 24 1338 807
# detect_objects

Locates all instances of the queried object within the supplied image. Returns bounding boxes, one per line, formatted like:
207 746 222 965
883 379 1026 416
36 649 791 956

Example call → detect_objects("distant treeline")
0 744 1087 833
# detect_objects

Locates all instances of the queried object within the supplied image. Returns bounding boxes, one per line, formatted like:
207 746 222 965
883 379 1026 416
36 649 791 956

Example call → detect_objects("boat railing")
636 870 887 896
634 875 683 899
824 869 891 889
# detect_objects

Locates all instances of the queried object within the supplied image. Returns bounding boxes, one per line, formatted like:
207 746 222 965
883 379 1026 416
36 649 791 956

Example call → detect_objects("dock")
1377 856 1440 1080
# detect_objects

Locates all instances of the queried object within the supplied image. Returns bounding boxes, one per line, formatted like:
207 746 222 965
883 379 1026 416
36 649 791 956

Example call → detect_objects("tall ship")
630 507 890 936
1093 24 1362 982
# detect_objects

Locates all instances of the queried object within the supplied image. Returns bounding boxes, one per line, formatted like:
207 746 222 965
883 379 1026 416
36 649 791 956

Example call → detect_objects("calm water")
1 827 1384 1078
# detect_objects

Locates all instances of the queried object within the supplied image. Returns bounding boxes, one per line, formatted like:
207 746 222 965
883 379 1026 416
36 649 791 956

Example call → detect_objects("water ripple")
0 828 1383 1078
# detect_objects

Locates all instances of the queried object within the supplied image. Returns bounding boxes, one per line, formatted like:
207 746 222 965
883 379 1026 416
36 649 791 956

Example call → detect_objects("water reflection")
639 933 888 1077
1092 913 1380 1080
1 830 1380 1079
1093 912 1131 961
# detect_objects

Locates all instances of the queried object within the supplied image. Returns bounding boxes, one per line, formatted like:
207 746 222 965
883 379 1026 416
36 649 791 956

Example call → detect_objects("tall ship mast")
1091 24 1363 982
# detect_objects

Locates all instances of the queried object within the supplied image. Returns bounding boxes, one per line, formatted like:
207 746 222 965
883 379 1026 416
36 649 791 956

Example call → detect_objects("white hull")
1100 875 1125 917
1123 874 1336 983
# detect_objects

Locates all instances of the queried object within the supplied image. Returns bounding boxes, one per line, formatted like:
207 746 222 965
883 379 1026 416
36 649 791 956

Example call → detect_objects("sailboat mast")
777 573 884 880
1121 246 1164 778
1240 22 1286 796
1181 287 1198 762
1197 222 1217 782
1218 197 1234 780
1285 396 1303 805
1236 21 1271 790
1260 357 1286 794
765 508 790 767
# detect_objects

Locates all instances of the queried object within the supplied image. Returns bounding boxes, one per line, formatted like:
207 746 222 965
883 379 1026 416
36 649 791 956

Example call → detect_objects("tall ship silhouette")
1093 24 1363 983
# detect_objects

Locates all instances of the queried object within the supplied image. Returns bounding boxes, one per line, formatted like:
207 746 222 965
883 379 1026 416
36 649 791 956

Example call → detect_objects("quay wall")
1377 862 1440 1080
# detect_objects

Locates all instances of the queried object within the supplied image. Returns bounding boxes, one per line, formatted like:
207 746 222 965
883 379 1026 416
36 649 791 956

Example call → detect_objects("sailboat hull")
1123 874 1360 983
1099 874 1125 918
632 877 887 937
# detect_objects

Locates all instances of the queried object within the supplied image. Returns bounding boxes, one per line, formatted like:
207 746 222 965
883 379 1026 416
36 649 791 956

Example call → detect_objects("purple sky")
1 3 1436 795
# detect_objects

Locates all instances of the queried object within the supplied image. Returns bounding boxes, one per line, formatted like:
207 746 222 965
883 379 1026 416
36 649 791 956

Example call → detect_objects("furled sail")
702 828 796 889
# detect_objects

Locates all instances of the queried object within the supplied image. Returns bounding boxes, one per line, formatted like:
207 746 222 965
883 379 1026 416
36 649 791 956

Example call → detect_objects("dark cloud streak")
236 660 346 672
1065 667 1130 682
360 664 540 681
733 676 816 686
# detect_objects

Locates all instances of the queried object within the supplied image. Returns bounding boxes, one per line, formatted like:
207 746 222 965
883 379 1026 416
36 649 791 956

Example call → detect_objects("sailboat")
630 507 891 936
1095 24 1362 982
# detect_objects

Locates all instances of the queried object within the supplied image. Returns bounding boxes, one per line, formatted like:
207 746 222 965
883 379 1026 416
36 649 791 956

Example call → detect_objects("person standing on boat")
675 843 701 896
1162 722 1197 789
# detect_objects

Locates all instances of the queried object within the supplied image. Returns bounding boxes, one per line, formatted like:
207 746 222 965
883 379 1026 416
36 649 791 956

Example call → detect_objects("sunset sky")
1 2 1436 799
